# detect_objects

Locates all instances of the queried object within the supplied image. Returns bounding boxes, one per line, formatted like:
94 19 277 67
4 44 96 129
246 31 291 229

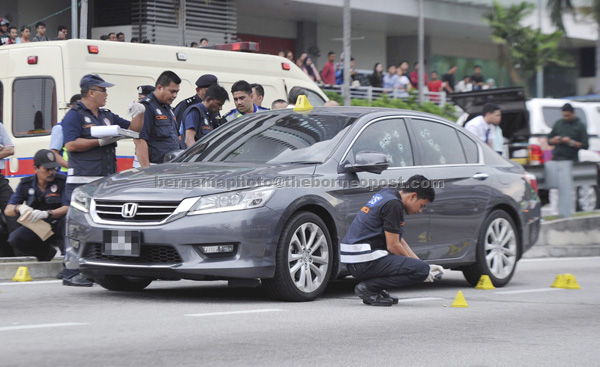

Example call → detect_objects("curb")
523 214 600 258
0 257 63 281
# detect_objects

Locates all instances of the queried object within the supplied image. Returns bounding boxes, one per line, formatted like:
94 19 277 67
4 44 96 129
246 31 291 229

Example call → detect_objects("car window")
180 113 355 164
13 77 56 137
411 118 466 165
303 89 326 107
542 106 587 128
458 131 479 163
349 118 413 167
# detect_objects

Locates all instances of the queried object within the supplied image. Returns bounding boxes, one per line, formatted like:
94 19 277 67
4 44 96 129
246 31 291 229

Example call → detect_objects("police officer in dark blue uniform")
173 74 218 130
4 149 68 261
61 74 144 286
341 175 439 306
135 70 182 167
181 83 229 148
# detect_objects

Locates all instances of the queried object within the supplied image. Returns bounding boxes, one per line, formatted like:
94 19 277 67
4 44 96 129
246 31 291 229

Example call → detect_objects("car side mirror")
343 151 389 174
163 150 185 163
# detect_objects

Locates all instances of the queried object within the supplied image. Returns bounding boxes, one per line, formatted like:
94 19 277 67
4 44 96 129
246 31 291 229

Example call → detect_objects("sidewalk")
0 256 63 281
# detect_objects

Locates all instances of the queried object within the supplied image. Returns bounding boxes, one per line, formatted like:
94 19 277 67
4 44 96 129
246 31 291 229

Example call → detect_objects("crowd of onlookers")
0 19 68 45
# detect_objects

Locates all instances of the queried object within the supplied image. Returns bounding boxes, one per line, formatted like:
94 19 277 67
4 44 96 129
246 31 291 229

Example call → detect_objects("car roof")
263 106 451 122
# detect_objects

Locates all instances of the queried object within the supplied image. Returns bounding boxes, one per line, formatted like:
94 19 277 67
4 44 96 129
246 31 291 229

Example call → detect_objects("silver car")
66 107 541 301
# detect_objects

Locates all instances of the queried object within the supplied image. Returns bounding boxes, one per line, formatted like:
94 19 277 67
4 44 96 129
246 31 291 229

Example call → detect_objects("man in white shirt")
464 103 502 151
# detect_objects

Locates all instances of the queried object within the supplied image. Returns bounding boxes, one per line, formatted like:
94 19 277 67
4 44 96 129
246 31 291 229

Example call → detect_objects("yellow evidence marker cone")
451 291 469 308
551 274 567 288
563 273 581 289
475 275 496 290
293 95 313 112
12 266 33 282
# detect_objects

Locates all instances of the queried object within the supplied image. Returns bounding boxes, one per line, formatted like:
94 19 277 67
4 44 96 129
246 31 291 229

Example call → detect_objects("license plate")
102 230 141 257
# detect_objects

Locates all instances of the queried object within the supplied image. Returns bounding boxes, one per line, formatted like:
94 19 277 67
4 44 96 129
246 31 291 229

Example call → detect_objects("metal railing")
320 85 447 107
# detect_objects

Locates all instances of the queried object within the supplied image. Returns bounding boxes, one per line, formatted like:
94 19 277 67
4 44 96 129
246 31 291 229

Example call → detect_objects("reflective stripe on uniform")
66 176 104 184
340 243 372 253
340 250 389 264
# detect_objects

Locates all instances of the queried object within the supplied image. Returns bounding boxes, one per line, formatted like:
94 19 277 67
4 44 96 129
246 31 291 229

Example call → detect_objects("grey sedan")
66 107 541 301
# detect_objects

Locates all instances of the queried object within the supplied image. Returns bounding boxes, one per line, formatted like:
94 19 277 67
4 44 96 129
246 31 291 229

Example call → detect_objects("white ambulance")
0 39 327 187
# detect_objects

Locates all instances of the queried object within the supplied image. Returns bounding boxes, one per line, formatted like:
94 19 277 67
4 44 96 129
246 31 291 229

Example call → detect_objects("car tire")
95 275 153 291
576 185 599 212
462 210 520 287
262 211 333 302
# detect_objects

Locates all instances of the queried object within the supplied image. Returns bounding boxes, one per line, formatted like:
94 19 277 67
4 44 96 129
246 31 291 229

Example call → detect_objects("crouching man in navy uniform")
4 150 68 261
181 83 229 148
341 175 439 306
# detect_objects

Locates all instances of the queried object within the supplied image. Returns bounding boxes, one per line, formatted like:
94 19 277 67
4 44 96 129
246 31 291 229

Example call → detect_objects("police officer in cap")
61 74 144 286
137 85 155 101
135 70 181 167
4 149 68 262
173 74 218 130
341 175 443 306
181 83 229 148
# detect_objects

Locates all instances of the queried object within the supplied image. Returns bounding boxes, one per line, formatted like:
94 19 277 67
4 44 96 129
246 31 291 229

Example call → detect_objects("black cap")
137 85 155 96
80 74 115 89
34 149 61 169
195 74 217 88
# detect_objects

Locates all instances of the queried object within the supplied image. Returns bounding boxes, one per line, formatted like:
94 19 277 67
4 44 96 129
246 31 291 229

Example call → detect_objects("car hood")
88 162 316 201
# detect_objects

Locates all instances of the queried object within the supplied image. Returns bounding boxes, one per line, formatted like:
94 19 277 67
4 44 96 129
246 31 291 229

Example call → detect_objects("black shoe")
354 282 393 307
40 246 58 262
62 274 93 287
380 290 399 304
56 270 64 279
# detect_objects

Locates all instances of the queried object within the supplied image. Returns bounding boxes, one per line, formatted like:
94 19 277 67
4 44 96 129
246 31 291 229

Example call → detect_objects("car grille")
93 200 180 223
83 243 183 265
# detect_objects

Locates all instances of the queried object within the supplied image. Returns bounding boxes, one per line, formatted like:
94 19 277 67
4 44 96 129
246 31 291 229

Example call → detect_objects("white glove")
127 102 146 118
29 209 49 223
98 136 123 146
18 204 33 215
424 265 445 283
424 272 435 282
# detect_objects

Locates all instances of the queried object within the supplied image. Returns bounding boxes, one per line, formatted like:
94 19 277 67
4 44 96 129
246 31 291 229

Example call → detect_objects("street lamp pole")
71 0 78 39
418 0 425 105
343 0 351 106
536 0 544 98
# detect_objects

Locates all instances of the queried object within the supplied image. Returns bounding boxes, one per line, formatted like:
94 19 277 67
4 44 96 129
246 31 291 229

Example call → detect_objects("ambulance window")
12 77 56 137
303 89 326 107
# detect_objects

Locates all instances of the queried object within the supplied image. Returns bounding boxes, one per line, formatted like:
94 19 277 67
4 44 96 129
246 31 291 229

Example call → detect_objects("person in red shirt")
409 62 428 88
427 71 443 102
320 51 336 85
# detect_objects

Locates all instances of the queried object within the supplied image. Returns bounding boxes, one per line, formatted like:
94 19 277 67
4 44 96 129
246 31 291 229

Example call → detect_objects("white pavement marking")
0 280 61 286
396 297 443 303
521 256 600 262
0 323 88 332
185 309 285 317
495 288 564 295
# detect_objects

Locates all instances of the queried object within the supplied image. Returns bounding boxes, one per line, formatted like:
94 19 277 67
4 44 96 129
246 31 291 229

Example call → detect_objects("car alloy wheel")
263 211 333 301
463 210 519 287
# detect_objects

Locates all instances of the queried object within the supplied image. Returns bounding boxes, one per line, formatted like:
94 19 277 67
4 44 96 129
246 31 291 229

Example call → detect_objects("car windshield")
177 112 356 164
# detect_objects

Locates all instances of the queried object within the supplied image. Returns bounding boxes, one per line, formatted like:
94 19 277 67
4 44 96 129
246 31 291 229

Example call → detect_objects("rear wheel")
262 212 333 302
95 275 153 291
463 210 519 287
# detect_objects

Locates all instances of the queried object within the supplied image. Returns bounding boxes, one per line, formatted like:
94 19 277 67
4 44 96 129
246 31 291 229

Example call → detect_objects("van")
0 39 327 188
453 87 600 211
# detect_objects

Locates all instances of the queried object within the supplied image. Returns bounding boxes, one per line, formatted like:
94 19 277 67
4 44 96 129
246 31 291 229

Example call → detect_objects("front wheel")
463 210 520 287
262 212 333 302
95 275 153 291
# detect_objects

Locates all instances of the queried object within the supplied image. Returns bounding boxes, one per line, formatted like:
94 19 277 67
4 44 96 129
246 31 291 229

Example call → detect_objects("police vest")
174 94 201 131
19 175 66 210
340 188 402 264
140 94 180 164
67 104 118 178
223 105 269 124
181 103 216 141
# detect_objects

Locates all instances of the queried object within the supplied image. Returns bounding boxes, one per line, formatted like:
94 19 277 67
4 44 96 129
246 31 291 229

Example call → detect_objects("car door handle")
472 173 489 180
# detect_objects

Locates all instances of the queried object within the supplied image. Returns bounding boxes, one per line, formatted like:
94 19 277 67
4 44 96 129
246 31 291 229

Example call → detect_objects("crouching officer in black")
181 83 229 148
173 74 218 130
4 149 68 261
341 175 438 306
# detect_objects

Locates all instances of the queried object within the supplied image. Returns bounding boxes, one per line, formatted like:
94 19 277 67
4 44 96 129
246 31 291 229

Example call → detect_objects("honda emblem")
121 203 138 218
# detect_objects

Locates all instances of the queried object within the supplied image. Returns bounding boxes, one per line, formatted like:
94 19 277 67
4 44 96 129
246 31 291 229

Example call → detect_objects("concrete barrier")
523 214 600 258
0 257 62 281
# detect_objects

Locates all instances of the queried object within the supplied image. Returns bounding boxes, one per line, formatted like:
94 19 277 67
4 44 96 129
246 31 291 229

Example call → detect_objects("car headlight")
70 186 91 213
187 187 275 216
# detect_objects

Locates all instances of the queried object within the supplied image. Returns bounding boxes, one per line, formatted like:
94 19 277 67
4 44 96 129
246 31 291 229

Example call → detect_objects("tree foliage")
484 1 573 85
